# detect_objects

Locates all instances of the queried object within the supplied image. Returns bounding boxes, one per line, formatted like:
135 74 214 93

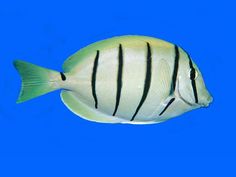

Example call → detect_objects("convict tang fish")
14 35 213 124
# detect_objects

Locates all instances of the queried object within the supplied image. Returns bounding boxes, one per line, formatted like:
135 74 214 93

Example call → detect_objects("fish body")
14 35 213 124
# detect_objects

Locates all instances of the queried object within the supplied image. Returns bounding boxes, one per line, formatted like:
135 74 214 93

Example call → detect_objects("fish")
13 35 213 124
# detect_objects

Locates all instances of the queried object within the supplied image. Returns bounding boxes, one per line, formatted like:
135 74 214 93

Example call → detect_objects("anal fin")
60 90 123 123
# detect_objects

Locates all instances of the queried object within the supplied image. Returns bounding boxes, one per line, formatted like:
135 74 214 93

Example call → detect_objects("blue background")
0 0 235 176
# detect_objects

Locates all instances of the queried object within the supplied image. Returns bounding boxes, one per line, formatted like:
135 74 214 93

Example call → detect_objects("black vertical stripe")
113 44 123 116
91 50 99 109
189 58 199 103
130 42 152 121
169 45 180 95
158 45 179 116
159 98 175 116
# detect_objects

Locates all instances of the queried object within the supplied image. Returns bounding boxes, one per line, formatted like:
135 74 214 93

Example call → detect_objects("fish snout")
201 95 213 107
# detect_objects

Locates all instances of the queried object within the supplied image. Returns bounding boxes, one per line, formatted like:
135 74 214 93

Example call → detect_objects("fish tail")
13 60 62 103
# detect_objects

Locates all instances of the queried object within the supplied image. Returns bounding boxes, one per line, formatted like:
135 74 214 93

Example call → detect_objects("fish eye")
189 68 198 80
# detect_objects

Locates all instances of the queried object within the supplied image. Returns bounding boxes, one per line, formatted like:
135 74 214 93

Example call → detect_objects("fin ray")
14 60 60 103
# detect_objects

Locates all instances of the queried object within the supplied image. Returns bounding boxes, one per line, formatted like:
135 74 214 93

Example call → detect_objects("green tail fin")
13 60 61 103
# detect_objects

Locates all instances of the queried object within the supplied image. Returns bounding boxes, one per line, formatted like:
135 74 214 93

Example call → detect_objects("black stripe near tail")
91 50 99 109
131 42 152 121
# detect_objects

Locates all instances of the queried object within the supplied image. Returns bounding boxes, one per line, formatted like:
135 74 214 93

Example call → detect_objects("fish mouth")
200 95 213 108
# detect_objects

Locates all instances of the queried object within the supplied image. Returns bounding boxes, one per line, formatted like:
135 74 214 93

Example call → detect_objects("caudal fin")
13 60 61 103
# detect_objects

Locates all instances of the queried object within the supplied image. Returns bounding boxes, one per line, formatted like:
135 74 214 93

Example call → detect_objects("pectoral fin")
159 97 175 116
